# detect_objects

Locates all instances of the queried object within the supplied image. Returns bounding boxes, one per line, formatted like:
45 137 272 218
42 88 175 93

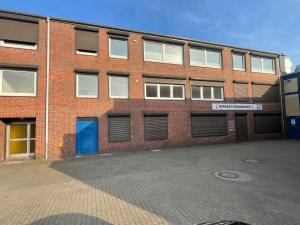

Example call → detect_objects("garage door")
254 114 281 134
76 118 98 155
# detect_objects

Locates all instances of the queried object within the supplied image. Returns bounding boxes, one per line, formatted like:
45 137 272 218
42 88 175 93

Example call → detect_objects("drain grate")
215 171 252 182
243 159 262 164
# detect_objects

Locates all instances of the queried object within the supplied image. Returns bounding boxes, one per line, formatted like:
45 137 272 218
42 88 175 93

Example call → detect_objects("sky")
0 0 299 70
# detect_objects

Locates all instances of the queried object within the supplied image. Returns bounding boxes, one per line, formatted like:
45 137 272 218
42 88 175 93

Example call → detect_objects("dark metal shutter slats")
0 18 38 43
254 114 281 134
253 84 279 102
75 29 98 52
144 116 168 140
234 83 248 101
108 116 130 142
192 115 226 137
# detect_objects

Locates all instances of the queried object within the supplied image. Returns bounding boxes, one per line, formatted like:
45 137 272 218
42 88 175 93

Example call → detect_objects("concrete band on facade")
0 9 283 160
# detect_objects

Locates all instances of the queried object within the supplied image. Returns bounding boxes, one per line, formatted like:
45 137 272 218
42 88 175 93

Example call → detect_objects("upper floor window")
109 36 128 59
191 86 224 101
76 73 98 98
190 48 222 68
145 83 185 100
232 53 245 71
0 69 37 96
0 17 38 50
109 75 129 99
75 27 98 56
251 56 275 74
144 41 183 65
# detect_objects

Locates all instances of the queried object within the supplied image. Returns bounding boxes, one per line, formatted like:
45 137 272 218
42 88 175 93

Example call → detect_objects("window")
109 37 128 59
144 41 183 64
254 114 281 134
75 28 98 56
191 86 224 101
144 114 168 140
108 115 130 142
191 114 227 137
0 69 37 96
109 76 129 99
232 53 245 71
76 74 98 98
251 56 275 73
252 84 279 102
190 48 222 68
144 83 185 100
0 18 38 50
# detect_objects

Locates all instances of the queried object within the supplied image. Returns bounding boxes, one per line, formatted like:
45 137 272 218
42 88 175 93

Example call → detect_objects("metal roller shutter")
144 115 168 140
254 114 282 134
191 114 227 137
108 116 130 143
234 83 248 101
253 84 279 102
0 18 38 44
75 29 98 52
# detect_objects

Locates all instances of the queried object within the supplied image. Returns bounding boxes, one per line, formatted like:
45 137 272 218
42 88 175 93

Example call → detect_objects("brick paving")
0 140 300 225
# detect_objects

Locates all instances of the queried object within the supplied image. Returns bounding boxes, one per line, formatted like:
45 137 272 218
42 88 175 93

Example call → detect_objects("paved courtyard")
0 140 300 225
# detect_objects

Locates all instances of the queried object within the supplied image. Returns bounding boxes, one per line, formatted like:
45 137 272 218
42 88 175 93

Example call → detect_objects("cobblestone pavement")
0 140 300 225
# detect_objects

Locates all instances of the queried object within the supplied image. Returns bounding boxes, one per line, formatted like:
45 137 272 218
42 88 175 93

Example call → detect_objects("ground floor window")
144 113 168 140
7 122 35 158
254 114 282 134
191 114 227 137
108 114 130 143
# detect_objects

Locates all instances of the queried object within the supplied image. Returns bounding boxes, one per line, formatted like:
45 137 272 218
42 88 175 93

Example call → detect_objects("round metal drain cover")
244 159 262 164
215 171 252 182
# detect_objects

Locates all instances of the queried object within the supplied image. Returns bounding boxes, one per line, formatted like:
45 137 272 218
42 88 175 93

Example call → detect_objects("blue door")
76 118 98 155
287 116 300 139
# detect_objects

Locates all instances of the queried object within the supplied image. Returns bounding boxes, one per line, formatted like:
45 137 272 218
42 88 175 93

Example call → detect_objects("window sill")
190 64 222 69
0 42 37 51
144 59 183 66
145 98 185 101
76 50 98 56
109 55 128 60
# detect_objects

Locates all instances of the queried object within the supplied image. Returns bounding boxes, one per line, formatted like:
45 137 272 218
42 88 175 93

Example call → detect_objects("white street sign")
212 103 263 111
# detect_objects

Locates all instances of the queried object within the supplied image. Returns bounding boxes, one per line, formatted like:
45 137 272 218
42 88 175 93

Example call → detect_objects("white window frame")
76 50 98 56
191 86 224 101
109 76 129 99
76 73 98 98
6 122 36 158
0 40 37 50
144 83 185 100
190 47 222 69
0 69 37 97
109 37 128 59
232 53 245 71
251 56 275 74
143 41 183 65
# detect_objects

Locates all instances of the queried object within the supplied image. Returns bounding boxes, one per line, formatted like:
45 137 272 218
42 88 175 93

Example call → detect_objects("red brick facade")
0 12 282 160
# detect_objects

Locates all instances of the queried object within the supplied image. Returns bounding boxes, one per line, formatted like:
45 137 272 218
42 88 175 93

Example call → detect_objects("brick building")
0 10 283 160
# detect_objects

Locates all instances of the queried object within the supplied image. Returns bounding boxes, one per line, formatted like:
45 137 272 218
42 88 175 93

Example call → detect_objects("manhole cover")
215 171 252 182
243 159 262 164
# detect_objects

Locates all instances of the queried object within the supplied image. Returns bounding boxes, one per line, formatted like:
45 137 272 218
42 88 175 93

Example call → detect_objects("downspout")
279 53 286 137
45 17 50 160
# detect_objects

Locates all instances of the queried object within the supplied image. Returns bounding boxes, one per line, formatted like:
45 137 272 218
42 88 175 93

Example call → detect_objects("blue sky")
0 0 299 69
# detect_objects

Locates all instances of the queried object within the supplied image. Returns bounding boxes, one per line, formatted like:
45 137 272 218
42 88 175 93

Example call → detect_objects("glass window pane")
30 140 35 153
202 87 212 99
2 70 35 94
77 74 98 97
110 76 128 98
30 124 36 138
160 85 171 98
144 41 163 62
251 57 262 72
165 44 183 64
9 140 27 154
110 38 128 58
146 85 157 97
192 86 201 99
190 48 205 66
233 54 244 70
173 86 183 98
10 124 27 139
263 58 274 73
207 51 221 68
213 87 222 99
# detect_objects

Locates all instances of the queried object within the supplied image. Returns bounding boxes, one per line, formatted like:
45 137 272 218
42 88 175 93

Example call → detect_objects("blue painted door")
76 118 98 155
287 116 300 139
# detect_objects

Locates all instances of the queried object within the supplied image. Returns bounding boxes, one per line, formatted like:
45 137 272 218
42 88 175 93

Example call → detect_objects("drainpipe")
45 17 50 160
279 53 286 137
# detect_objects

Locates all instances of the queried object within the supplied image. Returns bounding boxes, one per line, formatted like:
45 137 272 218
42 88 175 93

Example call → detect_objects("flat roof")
0 8 281 56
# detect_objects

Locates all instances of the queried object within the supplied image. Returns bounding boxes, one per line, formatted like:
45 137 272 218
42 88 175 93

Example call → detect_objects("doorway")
235 114 248 142
76 118 98 155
